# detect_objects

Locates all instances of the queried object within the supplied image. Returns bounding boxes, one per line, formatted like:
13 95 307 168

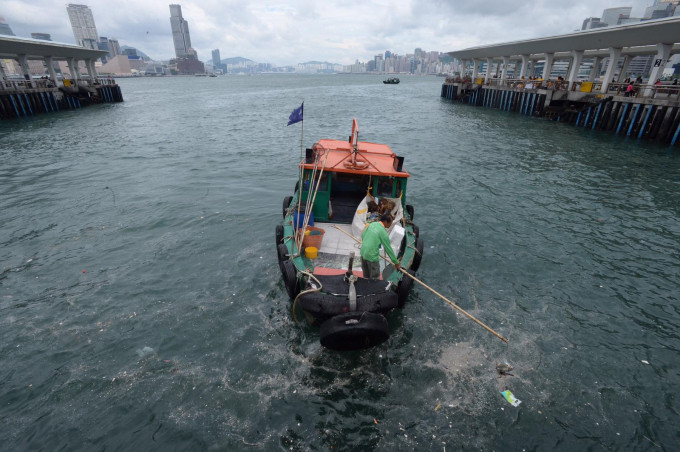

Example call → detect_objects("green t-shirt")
361 221 398 264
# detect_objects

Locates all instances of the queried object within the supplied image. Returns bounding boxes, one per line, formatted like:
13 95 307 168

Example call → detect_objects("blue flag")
287 102 303 125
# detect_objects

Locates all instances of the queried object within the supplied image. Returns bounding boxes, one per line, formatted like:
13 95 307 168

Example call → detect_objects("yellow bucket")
305 246 318 259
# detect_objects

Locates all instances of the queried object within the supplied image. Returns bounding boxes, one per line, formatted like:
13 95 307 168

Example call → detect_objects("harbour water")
1 74 679 451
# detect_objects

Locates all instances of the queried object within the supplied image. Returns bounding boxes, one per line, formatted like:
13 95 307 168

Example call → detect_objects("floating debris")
501 390 521 407
496 361 514 377
136 346 154 357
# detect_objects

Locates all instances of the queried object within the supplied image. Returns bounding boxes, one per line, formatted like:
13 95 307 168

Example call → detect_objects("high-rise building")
0 15 15 35
212 49 222 71
67 4 99 49
644 0 678 19
601 7 632 26
582 17 607 29
170 4 194 58
31 33 52 41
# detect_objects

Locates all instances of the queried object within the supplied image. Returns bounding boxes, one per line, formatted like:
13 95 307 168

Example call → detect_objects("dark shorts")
361 258 381 280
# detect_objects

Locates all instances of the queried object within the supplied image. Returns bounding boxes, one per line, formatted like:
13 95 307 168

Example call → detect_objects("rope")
296 148 329 254
332 225 508 344
292 270 323 324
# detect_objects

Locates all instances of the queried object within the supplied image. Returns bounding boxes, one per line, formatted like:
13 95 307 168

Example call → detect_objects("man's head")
380 213 393 227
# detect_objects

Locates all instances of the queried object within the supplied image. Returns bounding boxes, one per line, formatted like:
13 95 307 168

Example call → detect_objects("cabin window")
303 171 329 192
376 177 394 198
332 173 370 195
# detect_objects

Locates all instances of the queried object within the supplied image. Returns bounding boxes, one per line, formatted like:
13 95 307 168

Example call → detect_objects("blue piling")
671 122 680 146
23 94 34 115
637 105 653 139
627 104 641 136
592 103 603 130
616 103 630 135
584 107 592 128
9 94 21 117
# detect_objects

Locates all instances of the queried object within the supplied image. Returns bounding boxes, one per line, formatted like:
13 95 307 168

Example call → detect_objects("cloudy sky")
3 0 655 65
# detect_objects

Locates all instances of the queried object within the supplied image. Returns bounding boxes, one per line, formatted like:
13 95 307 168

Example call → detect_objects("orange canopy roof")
301 139 410 178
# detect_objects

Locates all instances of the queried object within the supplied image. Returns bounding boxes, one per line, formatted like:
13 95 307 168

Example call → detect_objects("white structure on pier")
0 35 107 86
448 16 680 96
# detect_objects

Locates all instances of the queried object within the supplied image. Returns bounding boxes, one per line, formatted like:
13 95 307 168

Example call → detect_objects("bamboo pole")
333 225 508 344
296 149 329 253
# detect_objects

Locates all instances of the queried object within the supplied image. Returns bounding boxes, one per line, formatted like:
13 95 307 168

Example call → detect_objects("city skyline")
0 0 661 66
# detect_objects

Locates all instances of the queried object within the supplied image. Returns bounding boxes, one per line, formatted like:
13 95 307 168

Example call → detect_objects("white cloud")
2 0 656 65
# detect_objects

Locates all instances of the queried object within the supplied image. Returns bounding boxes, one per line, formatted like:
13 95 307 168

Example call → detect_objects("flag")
287 102 303 125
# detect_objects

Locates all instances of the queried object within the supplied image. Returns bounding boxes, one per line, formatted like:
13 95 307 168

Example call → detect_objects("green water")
1 74 679 451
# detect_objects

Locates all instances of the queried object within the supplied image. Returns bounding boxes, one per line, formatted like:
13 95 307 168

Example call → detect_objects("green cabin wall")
300 170 408 221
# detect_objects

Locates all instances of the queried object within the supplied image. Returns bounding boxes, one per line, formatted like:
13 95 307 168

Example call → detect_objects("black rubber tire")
412 224 419 239
282 259 299 299
277 243 288 273
406 204 414 220
283 196 293 218
397 269 415 308
411 237 424 272
320 312 389 351
298 290 398 317
275 224 284 245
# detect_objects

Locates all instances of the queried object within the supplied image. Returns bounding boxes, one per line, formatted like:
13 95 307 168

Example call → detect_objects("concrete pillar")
601 47 621 93
17 54 31 82
567 50 584 91
519 54 530 79
588 57 602 82
0 60 7 79
85 58 97 79
44 57 59 85
67 57 81 81
485 57 494 84
500 56 510 84
472 59 479 81
645 43 673 96
542 53 554 80
619 55 632 81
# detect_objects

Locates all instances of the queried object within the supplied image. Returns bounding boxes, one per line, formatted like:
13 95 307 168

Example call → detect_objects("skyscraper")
0 15 15 36
170 4 194 58
601 7 632 26
212 49 221 70
67 4 99 49
31 33 52 41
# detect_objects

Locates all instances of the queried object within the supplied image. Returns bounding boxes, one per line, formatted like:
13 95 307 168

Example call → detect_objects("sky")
2 0 655 66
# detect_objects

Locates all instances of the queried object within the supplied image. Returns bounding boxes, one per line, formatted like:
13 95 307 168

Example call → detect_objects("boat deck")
309 222 388 276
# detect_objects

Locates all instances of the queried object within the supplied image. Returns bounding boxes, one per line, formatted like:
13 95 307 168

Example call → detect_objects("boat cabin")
298 137 409 223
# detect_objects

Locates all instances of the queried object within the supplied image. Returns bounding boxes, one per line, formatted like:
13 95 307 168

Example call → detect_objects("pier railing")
0 77 117 93
444 77 680 100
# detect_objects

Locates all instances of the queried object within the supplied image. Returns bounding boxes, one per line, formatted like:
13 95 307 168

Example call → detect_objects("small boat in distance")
276 119 423 351
383 77 400 84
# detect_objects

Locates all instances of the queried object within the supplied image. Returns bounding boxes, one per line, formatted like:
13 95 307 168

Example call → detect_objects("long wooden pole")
333 225 508 344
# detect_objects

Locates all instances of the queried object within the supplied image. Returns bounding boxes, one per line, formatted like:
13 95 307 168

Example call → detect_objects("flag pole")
299 102 304 162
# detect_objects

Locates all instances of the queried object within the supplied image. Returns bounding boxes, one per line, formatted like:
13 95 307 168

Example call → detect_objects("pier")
0 35 123 120
441 17 680 146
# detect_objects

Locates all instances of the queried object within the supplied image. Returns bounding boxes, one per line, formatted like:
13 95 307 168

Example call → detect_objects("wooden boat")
383 77 400 84
276 119 423 350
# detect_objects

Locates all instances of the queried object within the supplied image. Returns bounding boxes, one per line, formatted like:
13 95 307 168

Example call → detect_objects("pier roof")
0 35 107 60
448 16 680 60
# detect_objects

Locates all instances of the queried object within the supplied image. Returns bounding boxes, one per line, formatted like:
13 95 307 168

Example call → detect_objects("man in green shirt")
360 213 401 279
